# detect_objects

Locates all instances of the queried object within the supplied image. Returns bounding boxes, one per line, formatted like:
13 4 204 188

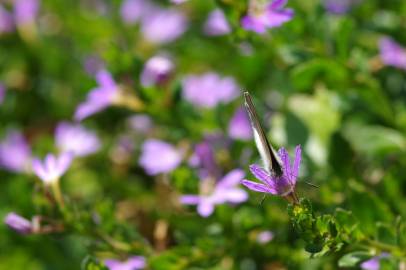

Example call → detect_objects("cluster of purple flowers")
3 0 403 268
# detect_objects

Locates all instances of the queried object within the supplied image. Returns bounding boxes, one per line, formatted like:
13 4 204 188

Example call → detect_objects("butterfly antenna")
259 194 267 206
305 181 319 188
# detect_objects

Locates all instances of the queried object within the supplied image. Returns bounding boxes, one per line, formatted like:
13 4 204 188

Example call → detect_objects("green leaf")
290 58 348 91
376 223 396 245
338 251 370 267
342 121 406 156
81 256 108 270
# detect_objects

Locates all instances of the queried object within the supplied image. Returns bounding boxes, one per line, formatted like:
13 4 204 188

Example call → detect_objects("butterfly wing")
243 92 283 177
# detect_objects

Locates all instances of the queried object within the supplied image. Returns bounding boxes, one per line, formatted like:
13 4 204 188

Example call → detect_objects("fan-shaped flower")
241 145 301 196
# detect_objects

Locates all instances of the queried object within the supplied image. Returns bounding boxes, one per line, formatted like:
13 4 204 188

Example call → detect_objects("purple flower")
241 0 294 34
55 122 100 157
0 83 5 104
191 141 220 179
361 253 390 270
4 212 32 234
241 145 301 196
204 9 231 36
257 230 274 244
83 55 105 76
105 256 146 270
139 139 182 175
0 5 14 33
127 114 153 133
379 37 406 71
140 55 174 87
0 130 32 173
74 70 120 121
324 0 359 15
14 0 39 26
228 107 253 141
170 0 189 4
182 72 239 108
141 8 187 44
32 152 73 184
120 0 153 25
180 169 248 217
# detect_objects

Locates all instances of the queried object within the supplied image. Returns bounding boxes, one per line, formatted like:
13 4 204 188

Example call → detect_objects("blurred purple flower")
170 0 189 4
361 253 389 270
228 107 253 141
0 130 32 173
0 5 14 33
182 72 239 108
191 141 220 179
4 212 32 234
105 256 146 270
0 83 5 104
139 139 182 175
110 135 135 165
127 114 153 133
14 0 39 26
83 55 105 76
180 169 248 217
120 0 153 25
55 122 100 157
241 0 294 34
74 70 120 121
241 145 301 196
204 9 231 36
257 230 274 244
140 55 174 87
32 152 73 184
141 8 187 44
379 37 406 71
324 0 359 15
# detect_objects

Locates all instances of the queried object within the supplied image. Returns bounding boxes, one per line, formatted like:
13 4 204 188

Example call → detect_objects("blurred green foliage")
1 0 406 269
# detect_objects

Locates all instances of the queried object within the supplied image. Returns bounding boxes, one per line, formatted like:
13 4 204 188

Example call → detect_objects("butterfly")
244 92 318 192
243 91 283 178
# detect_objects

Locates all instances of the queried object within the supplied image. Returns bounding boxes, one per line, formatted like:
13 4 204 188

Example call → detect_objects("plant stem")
51 180 65 209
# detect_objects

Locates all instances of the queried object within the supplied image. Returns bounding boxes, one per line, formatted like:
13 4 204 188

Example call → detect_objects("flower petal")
241 180 276 194
222 188 248 203
57 152 73 177
180 195 200 205
217 169 245 189
270 0 288 10
278 147 292 182
292 145 301 181
249 164 275 188
197 200 214 217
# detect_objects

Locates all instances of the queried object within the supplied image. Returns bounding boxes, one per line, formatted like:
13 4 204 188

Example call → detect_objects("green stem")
362 239 405 256
51 180 65 209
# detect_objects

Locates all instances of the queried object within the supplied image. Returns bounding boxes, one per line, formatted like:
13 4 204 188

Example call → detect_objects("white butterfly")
243 92 283 177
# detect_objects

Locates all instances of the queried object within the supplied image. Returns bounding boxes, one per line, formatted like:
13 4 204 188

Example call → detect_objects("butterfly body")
243 92 283 177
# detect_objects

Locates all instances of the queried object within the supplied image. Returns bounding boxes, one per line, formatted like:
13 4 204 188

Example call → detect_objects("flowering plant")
1 0 406 269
